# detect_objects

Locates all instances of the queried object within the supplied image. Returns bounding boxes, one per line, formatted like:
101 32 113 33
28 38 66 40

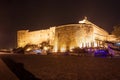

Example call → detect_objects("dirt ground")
0 58 18 80
1 54 120 80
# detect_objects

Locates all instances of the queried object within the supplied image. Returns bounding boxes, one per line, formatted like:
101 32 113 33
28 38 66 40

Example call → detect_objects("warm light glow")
70 49 73 52
79 43 82 48
75 26 94 48
82 43 84 47
53 39 58 52
60 47 66 52
94 42 97 47
26 48 31 51
53 46 58 52
44 46 48 51
79 20 86 23
69 46 74 52
88 43 91 47
60 44 66 52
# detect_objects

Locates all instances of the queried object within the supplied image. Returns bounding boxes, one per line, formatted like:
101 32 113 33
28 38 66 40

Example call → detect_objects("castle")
17 17 115 52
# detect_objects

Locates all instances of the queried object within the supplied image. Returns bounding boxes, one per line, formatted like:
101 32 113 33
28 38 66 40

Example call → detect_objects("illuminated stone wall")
93 24 109 47
54 24 93 52
17 18 111 52
53 23 109 52
17 27 55 47
107 35 117 42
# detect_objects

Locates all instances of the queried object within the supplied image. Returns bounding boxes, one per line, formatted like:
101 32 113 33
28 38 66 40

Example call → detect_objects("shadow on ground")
2 58 40 80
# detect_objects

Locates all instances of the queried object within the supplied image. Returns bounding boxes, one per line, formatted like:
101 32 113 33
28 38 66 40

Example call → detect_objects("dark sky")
0 0 120 48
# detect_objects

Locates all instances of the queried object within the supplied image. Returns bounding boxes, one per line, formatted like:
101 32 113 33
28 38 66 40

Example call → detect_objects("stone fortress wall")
53 23 109 52
17 17 114 52
17 27 55 47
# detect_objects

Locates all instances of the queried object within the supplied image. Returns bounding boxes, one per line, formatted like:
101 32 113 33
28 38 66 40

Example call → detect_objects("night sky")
0 0 120 49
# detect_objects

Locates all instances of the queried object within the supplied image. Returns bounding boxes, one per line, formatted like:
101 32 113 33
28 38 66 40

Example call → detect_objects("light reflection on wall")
53 40 58 52
60 47 66 52
69 46 74 52
94 41 98 47
60 44 66 52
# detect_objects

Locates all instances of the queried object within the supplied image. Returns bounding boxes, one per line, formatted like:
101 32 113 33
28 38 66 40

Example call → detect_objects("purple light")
94 50 109 57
